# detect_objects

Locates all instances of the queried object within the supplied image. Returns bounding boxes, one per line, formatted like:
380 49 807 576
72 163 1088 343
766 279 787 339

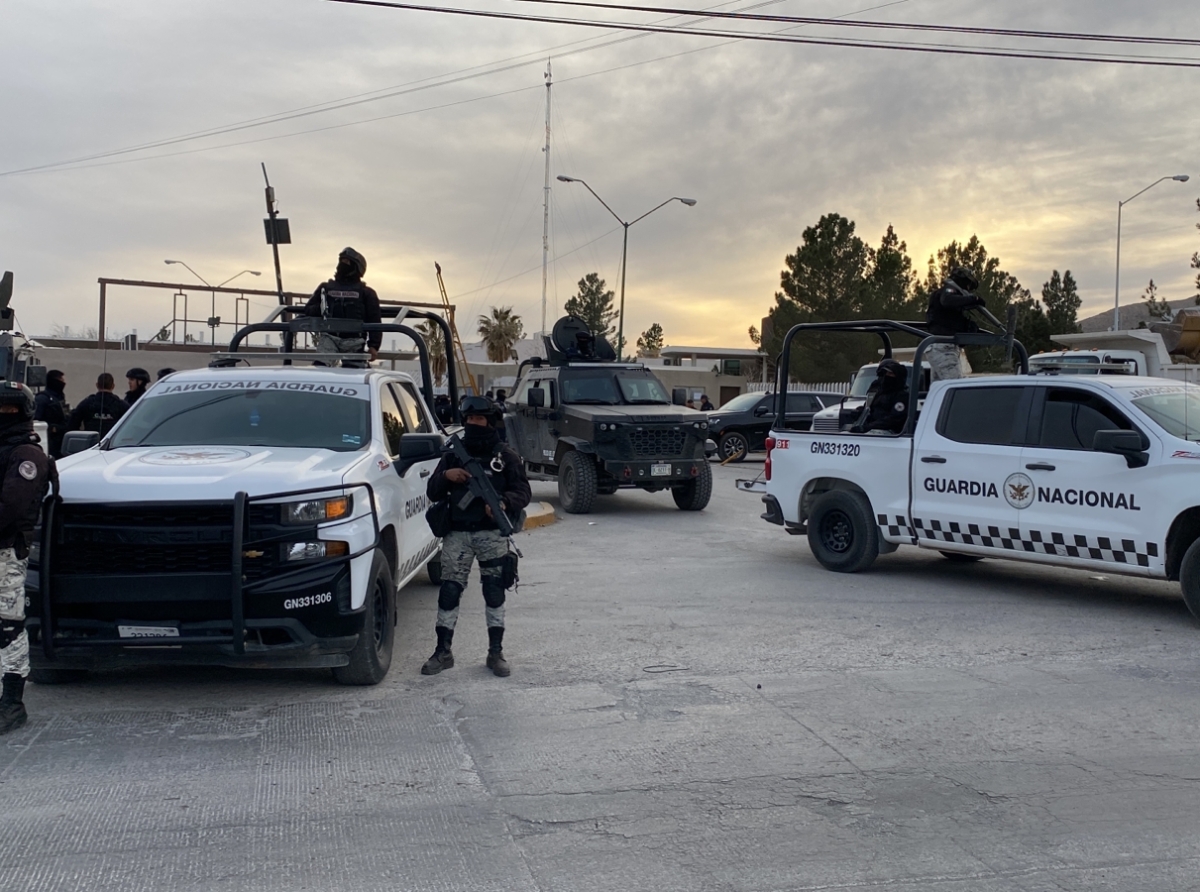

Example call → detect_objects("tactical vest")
320 279 367 321
0 434 56 554
925 285 979 336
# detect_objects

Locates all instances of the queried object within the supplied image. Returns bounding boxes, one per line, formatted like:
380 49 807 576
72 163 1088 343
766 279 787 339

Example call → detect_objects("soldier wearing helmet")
0 382 54 735
854 359 910 435
925 266 984 382
422 396 531 678
303 247 382 367
124 367 151 406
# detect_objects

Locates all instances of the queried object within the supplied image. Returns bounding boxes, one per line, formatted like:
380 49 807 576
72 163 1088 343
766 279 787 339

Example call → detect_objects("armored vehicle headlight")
284 540 350 562
599 423 607 431
285 495 352 524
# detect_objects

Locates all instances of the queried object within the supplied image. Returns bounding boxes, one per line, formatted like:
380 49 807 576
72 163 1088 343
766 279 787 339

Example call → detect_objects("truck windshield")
1131 386 1200 442
108 390 371 452
560 370 671 405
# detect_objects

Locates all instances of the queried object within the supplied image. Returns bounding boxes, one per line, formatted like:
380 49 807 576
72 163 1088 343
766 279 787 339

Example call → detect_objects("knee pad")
0 619 24 650
481 578 506 610
437 581 464 612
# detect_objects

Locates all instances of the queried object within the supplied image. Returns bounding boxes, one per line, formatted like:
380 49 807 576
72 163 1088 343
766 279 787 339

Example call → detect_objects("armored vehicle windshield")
559 368 671 406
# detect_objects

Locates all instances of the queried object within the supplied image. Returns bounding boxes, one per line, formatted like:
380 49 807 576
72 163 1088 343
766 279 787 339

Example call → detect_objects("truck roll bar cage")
773 310 1028 436
217 307 461 424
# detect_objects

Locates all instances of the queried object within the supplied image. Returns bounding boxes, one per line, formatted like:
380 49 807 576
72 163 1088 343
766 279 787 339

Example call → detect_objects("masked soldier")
0 383 53 735
925 266 984 381
304 247 382 366
423 396 531 677
855 359 910 435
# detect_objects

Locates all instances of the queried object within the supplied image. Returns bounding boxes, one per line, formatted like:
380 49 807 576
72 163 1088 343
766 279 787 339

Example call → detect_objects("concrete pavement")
3 461 1200 891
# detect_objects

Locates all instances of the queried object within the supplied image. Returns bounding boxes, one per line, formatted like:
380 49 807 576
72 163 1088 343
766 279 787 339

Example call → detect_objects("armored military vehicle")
504 316 713 514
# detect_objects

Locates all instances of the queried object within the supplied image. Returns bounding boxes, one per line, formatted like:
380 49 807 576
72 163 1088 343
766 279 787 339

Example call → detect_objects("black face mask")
335 260 359 280
462 423 500 456
48 377 66 395
0 415 32 441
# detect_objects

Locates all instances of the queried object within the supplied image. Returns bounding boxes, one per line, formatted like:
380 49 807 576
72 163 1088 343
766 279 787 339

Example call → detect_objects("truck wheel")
559 451 597 514
940 551 983 564
29 667 90 685
807 490 879 573
1179 538 1200 620
718 431 749 462
333 551 396 685
426 558 443 585
672 462 713 511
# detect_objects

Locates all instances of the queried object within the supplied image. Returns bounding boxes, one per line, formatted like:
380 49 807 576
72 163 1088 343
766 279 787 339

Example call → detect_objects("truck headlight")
284 541 349 562
284 495 352 524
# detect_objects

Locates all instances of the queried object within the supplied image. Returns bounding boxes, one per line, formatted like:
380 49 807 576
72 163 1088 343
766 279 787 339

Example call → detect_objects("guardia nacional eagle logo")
1004 473 1035 510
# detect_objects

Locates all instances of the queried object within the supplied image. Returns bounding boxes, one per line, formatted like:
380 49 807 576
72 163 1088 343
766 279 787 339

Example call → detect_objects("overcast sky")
1 0 1197 349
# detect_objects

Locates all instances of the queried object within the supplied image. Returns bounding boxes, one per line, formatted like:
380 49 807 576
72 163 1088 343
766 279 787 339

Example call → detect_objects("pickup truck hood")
57 446 368 502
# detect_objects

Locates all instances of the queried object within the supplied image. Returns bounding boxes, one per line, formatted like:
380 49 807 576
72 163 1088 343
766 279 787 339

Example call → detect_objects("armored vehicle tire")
940 551 983 564
1179 538 1200 620
426 558 443 585
333 551 396 685
29 667 90 685
718 431 749 462
559 451 598 514
807 490 879 573
672 462 713 511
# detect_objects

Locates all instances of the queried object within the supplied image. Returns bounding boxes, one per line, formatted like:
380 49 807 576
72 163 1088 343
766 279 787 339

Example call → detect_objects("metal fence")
745 381 849 395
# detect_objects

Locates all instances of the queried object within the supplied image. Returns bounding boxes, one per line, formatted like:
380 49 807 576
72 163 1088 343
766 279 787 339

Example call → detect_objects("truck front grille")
629 428 688 457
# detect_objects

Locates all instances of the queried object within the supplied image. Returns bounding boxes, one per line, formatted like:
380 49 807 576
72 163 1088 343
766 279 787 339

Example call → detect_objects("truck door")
910 384 1032 554
382 383 438 582
505 376 539 463
1016 385 1160 572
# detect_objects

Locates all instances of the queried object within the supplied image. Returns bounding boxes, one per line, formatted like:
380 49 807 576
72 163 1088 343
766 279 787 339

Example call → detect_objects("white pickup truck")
760 373 1200 620
28 313 458 685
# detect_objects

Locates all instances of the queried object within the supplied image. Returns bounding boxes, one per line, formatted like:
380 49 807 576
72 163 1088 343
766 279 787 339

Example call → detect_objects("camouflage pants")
315 333 368 367
927 343 963 382
437 530 509 631
0 547 29 679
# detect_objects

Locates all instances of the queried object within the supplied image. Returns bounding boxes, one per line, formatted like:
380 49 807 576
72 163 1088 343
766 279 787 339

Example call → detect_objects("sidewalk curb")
523 501 558 530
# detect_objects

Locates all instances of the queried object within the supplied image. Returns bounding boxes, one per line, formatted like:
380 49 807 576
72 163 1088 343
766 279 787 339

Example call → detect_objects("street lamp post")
164 262 262 344
1113 175 1189 331
163 259 211 287
216 270 262 288
557 175 696 356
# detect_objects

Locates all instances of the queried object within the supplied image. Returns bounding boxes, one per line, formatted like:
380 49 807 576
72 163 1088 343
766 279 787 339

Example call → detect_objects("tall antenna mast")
540 60 552 335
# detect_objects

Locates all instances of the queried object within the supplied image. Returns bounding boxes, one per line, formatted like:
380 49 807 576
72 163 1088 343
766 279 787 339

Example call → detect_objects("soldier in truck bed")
422 396 530 678
304 247 382 364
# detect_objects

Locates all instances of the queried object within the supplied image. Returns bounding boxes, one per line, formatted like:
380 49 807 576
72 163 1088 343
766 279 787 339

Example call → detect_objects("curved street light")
557 175 696 355
163 259 210 288
1113 174 1190 331
216 270 262 288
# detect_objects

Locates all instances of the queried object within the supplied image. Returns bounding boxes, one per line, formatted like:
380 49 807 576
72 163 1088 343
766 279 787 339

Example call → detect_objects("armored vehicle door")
505 375 536 462
536 376 562 466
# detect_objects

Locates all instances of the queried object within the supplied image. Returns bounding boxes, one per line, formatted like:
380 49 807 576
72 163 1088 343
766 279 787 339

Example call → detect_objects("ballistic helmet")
460 395 502 423
125 367 151 384
338 247 367 278
876 359 907 385
949 267 979 292
0 381 36 420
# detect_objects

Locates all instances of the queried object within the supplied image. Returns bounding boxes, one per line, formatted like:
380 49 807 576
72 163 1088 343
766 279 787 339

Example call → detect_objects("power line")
323 0 1200 68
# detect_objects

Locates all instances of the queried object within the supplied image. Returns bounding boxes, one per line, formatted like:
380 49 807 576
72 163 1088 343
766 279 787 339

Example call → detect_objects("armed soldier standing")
0 383 53 735
33 369 69 458
304 247 382 366
423 396 530 677
925 267 983 382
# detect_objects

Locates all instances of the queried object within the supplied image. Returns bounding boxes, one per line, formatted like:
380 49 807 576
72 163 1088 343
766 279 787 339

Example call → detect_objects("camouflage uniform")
315 333 369 367
436 529 510 631
0 548 28 679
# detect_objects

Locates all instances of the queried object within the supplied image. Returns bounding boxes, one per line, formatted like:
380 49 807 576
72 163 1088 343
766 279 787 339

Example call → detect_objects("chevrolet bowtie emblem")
242 550 264 559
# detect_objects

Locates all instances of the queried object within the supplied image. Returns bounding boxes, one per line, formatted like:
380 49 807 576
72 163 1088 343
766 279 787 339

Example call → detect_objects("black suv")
505 317 713 514
707 391 843 461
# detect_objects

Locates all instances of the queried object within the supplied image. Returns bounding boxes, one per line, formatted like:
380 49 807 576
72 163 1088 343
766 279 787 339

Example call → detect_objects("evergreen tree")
636 322 664 357
1143 279 1172 322
1042 270 1082 335
564 273 620 351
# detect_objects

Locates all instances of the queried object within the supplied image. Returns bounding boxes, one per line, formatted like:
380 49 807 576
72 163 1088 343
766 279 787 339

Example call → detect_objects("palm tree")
477 306 524 363
416 319 448 387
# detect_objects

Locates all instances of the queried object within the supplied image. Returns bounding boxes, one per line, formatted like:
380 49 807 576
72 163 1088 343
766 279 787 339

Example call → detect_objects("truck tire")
426 558 443 585
29 667 90 685
1179 538 1200 620
559 451 597 514
807 490 879 573
718 431 749 463
672 462 713 511
333 551 396 685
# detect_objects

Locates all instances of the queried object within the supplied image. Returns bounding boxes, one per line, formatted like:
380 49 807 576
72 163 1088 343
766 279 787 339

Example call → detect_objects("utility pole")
540 61 552 336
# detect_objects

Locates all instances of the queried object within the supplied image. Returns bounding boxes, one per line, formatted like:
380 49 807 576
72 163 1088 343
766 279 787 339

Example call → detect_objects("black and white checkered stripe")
877 514 916 542
904 516 1159 569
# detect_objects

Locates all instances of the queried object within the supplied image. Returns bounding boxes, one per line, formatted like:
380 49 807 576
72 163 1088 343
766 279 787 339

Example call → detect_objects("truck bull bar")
773 312 1028 436
38 483 381 659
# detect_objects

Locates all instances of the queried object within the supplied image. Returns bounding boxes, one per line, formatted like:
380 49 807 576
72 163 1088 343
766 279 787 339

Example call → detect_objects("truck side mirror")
62 431 100 455
396 433 443 475
753 404 771 418
527 387 545 408
1092 429 1149 468
672 388 688 406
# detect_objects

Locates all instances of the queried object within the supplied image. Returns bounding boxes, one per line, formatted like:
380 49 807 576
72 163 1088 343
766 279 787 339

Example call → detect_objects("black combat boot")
420 627 455 675
486 627 510 677
0 673 27 735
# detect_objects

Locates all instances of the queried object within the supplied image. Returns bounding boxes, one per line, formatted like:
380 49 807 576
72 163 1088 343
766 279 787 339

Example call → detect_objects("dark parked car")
707 391 843 461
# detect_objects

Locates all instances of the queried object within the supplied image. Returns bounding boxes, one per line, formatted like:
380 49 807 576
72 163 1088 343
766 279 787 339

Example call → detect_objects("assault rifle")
444 434 516 538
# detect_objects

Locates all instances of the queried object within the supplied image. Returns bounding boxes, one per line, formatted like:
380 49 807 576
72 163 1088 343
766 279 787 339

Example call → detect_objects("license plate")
118 625 180 639
651 463 672 477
